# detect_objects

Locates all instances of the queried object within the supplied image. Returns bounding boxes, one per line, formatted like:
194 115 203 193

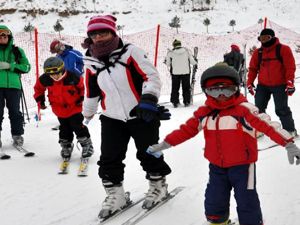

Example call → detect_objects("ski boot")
98 181 129 219
142 174 168 209
12 135 24 147
78 137 94 158
59 139 74 159
206 219 233 225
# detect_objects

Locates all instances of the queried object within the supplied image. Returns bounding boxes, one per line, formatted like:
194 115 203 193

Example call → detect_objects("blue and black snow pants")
255 84 295 132
205 163 263 225
98 115 171 185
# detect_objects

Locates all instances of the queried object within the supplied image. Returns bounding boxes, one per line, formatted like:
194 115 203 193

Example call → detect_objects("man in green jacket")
0 25 31 148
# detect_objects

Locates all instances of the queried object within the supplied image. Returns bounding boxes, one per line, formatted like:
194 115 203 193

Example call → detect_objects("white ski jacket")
83 43 161 122
166 47 197 75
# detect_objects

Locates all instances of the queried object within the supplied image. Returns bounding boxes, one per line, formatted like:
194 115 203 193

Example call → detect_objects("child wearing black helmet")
33 57 94 174
146 63 300 225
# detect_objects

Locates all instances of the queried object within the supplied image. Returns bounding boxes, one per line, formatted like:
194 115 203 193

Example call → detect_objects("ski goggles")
44 64 64 75
0 29 11 36
204 84 238 98
258 35 272 43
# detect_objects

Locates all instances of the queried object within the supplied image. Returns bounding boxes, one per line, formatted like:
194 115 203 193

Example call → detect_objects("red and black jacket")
34 71 84 118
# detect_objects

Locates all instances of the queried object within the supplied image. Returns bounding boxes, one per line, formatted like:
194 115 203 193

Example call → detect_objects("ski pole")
19 78 30 123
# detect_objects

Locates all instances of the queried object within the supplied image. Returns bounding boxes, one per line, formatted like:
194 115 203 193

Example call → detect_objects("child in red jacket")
34 57 94 161
147 63 300 225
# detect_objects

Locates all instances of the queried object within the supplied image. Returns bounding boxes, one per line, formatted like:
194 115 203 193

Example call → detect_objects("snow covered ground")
1 88 300 225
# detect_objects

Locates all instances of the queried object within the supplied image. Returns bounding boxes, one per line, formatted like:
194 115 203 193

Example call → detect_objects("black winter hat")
172 39 181 47
258 28 275 41
200 63 240 89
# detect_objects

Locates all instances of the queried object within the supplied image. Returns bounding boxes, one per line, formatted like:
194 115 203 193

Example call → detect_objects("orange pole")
264 17 267 28
34 28 41 120
154 24 160 67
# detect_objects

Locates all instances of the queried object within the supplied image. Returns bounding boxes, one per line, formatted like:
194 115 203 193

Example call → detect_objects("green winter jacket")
0 25 31 89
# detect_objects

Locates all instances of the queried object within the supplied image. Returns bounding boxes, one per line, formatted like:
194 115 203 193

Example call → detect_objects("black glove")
39 101 47 110
157 105 171 120
130 94 159 122
130 95 171 122
35 95 47 109
76 96 84 106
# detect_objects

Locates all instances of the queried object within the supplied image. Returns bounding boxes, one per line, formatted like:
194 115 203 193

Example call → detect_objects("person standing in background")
246 28 297 137
166 39 197 108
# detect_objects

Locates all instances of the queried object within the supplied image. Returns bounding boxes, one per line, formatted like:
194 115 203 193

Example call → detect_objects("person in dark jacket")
50 40 84 77
33 57 94 160
0 25 31 148
246 28 297 137
223 44 244 83
81 14 171 219
146 63 300 225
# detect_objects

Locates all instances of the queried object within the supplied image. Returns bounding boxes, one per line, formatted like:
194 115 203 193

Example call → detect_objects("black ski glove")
130 94 171 121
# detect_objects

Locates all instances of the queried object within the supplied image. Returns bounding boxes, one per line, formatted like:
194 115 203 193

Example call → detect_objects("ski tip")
0 155 11 160
24 152 35 157
77 173 88 177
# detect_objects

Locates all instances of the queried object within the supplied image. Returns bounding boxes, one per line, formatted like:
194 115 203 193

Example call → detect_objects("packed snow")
1 0 300 225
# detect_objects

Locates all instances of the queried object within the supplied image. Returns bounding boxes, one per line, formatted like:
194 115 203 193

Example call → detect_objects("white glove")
0 62 10 70
146 141 171 158
285 142 300 165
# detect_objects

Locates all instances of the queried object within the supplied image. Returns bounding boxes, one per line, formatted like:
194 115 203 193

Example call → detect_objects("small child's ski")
78 157 89 177
99 192 145 224
58 158 70 174
121 186 185 225
13 145 35 157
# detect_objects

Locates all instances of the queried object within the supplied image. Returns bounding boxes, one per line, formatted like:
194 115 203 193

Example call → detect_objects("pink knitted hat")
87 15 117 35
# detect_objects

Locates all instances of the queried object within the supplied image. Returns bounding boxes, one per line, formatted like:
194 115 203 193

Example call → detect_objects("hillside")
1 0 300 36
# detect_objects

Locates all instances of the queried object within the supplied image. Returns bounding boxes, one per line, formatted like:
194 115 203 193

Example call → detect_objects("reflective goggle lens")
0 29 11 36
88 30 110 39
44 64 64 75
205 85 238 98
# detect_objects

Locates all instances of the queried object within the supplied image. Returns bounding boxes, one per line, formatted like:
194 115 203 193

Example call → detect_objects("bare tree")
203 18 210 33
117 25 125 38
258 18 264 29
53 20 64 39
24 22 34 40
229 19 236 31
169 15 181 33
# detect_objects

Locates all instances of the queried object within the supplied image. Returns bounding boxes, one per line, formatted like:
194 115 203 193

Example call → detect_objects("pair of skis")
190 46 199 105
98 186 185 225
0 145 35 160
58 157 90 176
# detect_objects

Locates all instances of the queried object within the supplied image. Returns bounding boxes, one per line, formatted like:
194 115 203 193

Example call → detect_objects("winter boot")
78 137 94 158
0 132 2 148
98 180 129 219
289 130 298 138
12 135 24 147
142 174 168 209
59 139 74 159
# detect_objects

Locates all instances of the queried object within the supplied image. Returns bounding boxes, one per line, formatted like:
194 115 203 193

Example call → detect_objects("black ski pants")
170 74 191 105
255 84 295 132
58 113 90 142
0 88 24 136
98 115 172 184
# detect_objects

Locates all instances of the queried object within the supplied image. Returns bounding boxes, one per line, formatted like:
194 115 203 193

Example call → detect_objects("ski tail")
190 46 199 104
